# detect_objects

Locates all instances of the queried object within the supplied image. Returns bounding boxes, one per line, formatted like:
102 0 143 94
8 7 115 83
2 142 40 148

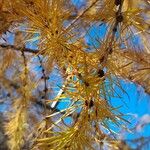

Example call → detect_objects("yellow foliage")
0 0 149 149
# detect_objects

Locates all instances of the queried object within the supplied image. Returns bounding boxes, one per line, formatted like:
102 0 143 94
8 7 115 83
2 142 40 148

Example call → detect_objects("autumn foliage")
0 0 150 150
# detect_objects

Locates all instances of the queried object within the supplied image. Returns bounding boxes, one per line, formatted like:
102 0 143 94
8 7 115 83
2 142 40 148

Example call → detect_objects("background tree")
0 0 150 149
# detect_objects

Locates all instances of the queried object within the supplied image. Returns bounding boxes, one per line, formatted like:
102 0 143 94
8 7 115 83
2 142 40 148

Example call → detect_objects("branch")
0 44 38 54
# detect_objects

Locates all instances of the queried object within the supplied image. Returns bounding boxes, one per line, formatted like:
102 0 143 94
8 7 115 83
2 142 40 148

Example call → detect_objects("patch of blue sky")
0 31 15 44
48 67 63 97
122 30 143 50
71 0 85 8
6 32 15 44
110 80 150 140
131 35 143 50
56 97 72 110
25 33 40 50
63 116 74 126
0 97 11 113
85 23 107 51
0 104 7 112
112 80 150 115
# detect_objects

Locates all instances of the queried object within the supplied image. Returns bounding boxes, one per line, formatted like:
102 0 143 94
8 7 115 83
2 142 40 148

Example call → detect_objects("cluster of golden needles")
0 0 149 149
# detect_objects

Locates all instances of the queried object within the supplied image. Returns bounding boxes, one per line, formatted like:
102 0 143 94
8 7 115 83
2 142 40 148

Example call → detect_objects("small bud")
41 96 45 99
30 2 34 5
109 47 113 54
85 100 88 106
62 66 66 72
116 14 123 22
115 0 122 6
89 100 94 108
97 69 105 78
100 56 105 63
7 93 11 97
84 81 90 87
44 88 48 92
55 30 58 34
78 73 82 78
113 26 117 33
69 55 73 58
95 109 98 117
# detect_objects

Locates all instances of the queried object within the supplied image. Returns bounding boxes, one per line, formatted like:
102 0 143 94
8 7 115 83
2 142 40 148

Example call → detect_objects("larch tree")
0 0 150 150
